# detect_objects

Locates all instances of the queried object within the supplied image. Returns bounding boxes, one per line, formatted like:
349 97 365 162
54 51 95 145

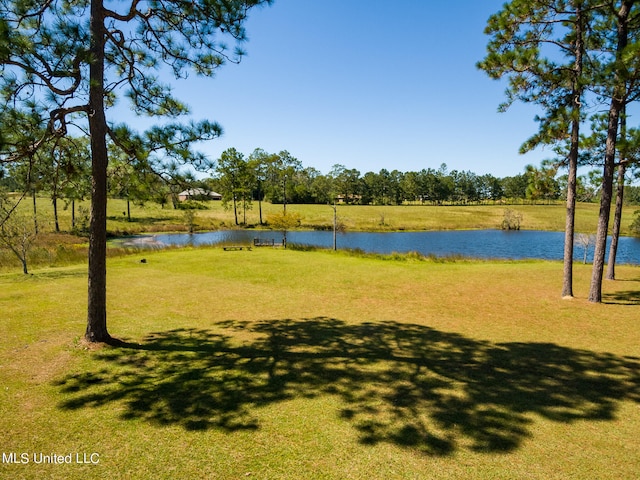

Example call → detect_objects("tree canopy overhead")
0 0 270 151
0 0 272 341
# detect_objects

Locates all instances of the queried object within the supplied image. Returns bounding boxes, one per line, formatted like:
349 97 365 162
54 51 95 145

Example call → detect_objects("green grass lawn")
1 247 639 479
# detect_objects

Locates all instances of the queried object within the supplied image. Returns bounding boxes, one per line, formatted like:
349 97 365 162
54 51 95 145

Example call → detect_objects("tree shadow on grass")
54 318 640 455
603 289 640 305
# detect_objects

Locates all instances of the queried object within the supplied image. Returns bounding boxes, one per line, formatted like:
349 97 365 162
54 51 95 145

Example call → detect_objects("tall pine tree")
479 0 594 298
0 0 272 341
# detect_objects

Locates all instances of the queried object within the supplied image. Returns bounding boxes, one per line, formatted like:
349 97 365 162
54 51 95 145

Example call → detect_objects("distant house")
336 194 362 204
177 188 222 201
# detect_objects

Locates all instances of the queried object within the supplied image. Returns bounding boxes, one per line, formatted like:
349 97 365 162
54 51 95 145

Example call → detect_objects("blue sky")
163 0 554 178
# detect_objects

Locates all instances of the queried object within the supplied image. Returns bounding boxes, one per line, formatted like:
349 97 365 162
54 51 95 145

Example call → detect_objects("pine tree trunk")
562 135 578 297
85 0 111 343
233 194 238 225
589 142 616 302
243 194 246 225
588 1 632 303
32 189 38 234
606 161 626 280
53 196 60 232
562 5 584 298
589 96 623 302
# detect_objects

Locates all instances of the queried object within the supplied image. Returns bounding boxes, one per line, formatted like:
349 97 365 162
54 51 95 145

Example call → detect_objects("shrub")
183 209 198 234
501 209 523 230
177 200 208 210
630 210 640 237
71 206 90 236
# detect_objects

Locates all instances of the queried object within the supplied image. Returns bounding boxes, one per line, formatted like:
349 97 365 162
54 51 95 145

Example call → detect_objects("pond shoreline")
113 229 640 265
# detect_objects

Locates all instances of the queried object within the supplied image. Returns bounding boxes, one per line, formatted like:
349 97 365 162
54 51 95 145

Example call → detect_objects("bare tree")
0 209 38 275
575 233 596 264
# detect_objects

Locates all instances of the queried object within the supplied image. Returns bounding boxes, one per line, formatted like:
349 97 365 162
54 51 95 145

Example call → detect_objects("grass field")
1 246 639 479
10 195 639 236
101 198 638 235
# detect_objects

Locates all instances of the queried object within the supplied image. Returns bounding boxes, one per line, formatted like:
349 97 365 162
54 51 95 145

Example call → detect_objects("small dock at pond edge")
253 238 286 248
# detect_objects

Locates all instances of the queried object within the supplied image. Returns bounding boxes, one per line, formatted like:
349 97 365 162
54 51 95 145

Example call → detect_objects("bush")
287 243 318 252
501 209 523 230
183 209 197 234
630 210 640 237
177 200 208 210
71 206 90 236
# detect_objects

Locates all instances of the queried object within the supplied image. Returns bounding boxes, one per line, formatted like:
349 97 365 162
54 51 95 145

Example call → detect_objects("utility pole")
283 174 287 214
331 202 337 251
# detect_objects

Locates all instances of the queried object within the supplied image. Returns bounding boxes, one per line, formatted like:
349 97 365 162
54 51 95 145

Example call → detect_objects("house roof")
178 188 221 197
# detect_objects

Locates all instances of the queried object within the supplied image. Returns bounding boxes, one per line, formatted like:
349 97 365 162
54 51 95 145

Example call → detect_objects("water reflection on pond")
120 229 640 265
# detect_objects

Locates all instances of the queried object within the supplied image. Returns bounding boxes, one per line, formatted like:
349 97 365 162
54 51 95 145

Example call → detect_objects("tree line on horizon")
205 147 640 210
4 141 640 224
3 0 640 343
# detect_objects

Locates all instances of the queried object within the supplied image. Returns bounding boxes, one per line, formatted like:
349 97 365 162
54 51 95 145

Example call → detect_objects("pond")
120 229 640 265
